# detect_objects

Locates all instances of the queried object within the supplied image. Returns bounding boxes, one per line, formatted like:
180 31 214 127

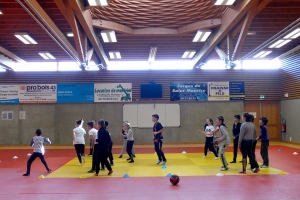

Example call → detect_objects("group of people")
200 113 269 174
23 114 167 176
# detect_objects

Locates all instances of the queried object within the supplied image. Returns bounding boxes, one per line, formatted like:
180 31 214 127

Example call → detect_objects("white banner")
208 82 230 101
94 83 132 102
0 85 20 104
18 84 57 103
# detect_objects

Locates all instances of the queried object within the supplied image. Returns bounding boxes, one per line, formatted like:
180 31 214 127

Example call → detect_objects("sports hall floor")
0 142 300 200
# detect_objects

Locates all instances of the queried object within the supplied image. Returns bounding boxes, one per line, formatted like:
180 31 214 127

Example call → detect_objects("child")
238 113 259 174
257 117 269 168
87 121 98 173
152 114 167 165
231 114 242 163
119 122 135 158
123 122 134 163
73 119 86 166
23 129 51 176
198 118 218 159
215 116 231 171
95 119 113 176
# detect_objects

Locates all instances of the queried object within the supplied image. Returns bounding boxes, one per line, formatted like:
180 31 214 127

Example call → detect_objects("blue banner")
170 83 208 101
57 84 94 103
229 82 245 100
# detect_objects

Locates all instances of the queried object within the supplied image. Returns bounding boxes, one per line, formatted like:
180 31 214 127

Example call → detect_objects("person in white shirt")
23 128 51 176
198 118 219 159
123 122 134 163
73 119 86 166
87 121 98 173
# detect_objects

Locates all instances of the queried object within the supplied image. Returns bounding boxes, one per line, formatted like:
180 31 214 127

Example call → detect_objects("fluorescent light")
275 40 291 48
284 28 300 39
101 30 117 42
291 32 300 39
182 50 196 58
269 40 284 48
0 10 3 15
148 46 157 63
269 39 291 48
14 32 37 44
193 30 211 42
38 52 56 60
247 31 256 35
88 0 108 6
108 51 121 59
67 33 74 37
253 51 272 58
214 0 236 5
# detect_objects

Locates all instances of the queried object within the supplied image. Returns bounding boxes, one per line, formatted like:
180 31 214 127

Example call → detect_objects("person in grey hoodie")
215 116 231 171
238 113 260 174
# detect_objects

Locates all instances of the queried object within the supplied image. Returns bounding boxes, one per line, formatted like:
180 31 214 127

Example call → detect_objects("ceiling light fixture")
67 33 74 37
148 46 157 63
101 30 117 43
253 51 272 58
284 28 300 39
14 32 37 44
0 10 3 15
269 39 291 48
88 0 108 6
247 31 256 35
214 0 236 5
182 50 196 58
38 52 56 60
193 30 211 42
109 51 121 59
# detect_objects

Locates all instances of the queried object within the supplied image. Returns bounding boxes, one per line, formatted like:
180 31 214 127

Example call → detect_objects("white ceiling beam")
177 19 222 34
0 46 26 63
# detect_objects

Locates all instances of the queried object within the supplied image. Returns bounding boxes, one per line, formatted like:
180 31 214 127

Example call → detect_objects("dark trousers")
91 144 98 170
26 152 50 174
108 142 114 164
89 139 93 155
96 148 112 174
233 137 239 161
74 144 85 163
260 141 269 166
241 140 259 170
204 137 218 157
249 140 257 167
154 140 166 161
127 140 134 160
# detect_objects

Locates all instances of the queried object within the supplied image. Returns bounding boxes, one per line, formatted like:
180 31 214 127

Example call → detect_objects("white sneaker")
202 156 206 158
156 160 162 164
261 165 269 168
81 156 85 163
210 152 213 154
214 157 219 160
221 167 228 171
78 163 82 166
162 160 167 165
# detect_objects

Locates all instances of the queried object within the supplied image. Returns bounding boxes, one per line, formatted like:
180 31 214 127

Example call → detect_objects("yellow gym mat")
46 153 286 178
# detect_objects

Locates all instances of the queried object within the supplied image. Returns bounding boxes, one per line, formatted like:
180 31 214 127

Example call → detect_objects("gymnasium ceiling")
0 0 300 70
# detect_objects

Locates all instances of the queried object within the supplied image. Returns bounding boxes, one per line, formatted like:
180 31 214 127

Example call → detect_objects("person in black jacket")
230 114 242 163
95 119 113 176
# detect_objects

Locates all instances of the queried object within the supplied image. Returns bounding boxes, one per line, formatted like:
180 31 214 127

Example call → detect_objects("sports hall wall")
0 69 280 145
280 49 300 143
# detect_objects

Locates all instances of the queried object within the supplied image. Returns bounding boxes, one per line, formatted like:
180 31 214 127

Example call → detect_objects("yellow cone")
80 176 87 179
38 175 45 179
279 171 287 175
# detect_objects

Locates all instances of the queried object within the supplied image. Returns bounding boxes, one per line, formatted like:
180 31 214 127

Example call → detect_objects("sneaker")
128 160 134 163
253 168 260 173
162 160 167 165
81 156 85 163
214 157 219 160
23 173 30 176
156 160 162 164
119 155 122 158
78 163 82 166
108 170 113 175
133 155 136 158
239 170 246 174
202 155 206 158
127 158 131 161
94 173 98 176
261 165 269 168
221 167 228 171
88 169 95 173
230 160 236 163
210 151 213 154
47 169 52 173
110 163 114 166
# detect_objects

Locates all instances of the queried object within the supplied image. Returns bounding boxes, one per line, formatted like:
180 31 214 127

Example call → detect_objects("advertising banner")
229 82 245 100
0 85 19 104
170 82 208 101
208 82 230 101
18 84 57 103
94 83 132 102
57 84 94 103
